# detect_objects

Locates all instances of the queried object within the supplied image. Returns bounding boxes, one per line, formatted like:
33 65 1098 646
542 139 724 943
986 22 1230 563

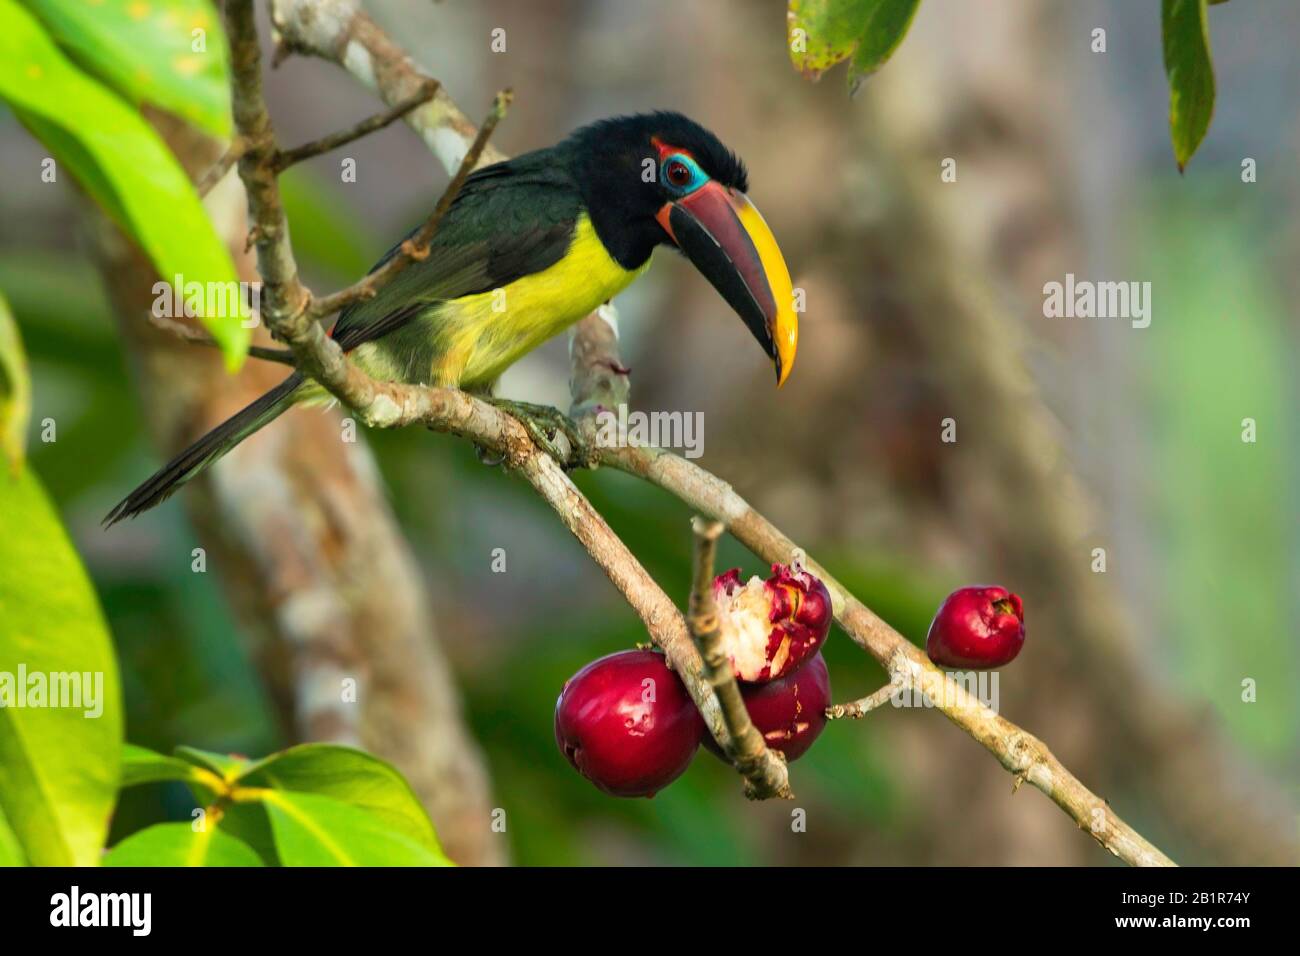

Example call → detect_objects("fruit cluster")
555 562 833 797
554 566 1027 798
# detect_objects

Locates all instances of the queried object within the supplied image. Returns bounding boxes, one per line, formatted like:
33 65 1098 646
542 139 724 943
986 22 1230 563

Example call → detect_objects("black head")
564 111 749 270
561 111 798 387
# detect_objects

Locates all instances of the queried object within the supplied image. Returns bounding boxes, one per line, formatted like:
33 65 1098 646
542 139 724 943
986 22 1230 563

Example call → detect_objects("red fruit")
713 562 832 683
555 650 704 797
703 653 831 763
925 586 1025 669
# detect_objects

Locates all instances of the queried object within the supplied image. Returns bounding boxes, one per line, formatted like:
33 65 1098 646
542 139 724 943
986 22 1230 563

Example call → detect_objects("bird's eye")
660 153 705 195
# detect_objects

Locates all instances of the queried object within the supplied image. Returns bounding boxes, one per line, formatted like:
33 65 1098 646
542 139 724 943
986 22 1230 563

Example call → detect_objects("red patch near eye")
651 137 693 165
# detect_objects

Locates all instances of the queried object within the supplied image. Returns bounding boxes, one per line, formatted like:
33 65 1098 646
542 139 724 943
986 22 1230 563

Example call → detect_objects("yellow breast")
446 214 648 388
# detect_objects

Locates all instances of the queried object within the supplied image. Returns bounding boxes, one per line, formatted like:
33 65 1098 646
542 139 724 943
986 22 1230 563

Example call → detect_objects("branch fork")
686 517 792 801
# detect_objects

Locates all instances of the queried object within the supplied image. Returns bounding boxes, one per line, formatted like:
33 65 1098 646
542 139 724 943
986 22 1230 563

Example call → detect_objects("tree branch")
272 81 440 172
196 136 245 197
826 650 909 720
563 285 1173 865
687 517 792 800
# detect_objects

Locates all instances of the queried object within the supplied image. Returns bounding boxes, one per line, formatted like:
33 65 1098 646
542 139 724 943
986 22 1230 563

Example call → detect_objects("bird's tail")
104 372 307 526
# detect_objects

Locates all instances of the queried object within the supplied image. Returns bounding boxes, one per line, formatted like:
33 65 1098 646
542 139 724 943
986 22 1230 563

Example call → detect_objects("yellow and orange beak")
656 182 798 386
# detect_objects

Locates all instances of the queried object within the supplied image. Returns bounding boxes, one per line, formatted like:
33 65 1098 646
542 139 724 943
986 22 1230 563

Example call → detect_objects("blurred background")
2 0 1297 865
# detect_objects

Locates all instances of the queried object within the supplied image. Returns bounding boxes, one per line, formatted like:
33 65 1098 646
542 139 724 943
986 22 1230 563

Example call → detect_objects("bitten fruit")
555 649 704 797
712 562 832 683
702 652 831 763
925 585 1025 669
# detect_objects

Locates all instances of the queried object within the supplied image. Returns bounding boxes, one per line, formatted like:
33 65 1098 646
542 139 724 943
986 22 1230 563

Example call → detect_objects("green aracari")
105 112 797 525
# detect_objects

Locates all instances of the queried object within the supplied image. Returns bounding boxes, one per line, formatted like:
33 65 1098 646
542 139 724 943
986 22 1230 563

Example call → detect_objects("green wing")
330 151 582 353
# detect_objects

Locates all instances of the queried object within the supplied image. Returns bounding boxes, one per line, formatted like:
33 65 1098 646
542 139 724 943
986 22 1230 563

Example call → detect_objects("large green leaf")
788 0 921 93
22 0 230 136
0 0 249 367
257 791 451 866
1161 0 1215 172
121 743 214 787
0 803 25 866
0 291 29 473
0 468 122 865
104 822 262 867
237 744 442 852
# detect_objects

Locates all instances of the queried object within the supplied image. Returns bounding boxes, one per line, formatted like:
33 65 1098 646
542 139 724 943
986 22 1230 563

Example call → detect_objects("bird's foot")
484 398 591 468
474 443 506 467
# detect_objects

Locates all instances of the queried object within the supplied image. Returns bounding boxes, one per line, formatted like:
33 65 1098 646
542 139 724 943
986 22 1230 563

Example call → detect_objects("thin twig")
687 517 792 800
306 88 512 321
147 312 295 365
827 674 908 720
273 81 440 171
196 137 246 197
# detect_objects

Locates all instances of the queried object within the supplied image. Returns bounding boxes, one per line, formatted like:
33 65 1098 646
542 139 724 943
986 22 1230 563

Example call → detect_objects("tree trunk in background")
90 112 504 866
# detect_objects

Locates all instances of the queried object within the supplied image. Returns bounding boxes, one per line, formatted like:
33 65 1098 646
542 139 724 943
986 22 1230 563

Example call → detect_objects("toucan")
104 112 797 525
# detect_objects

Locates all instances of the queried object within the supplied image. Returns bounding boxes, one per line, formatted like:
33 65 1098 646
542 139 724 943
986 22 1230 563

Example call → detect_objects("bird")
104 111 798 526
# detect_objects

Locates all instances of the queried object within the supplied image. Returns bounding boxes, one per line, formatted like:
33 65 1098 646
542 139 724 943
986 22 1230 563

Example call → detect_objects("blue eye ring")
660 153 708 196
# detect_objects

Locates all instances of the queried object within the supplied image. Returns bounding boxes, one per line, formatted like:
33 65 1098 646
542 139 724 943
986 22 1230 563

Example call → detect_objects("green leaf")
0 803 25 866
237 743 442 853
1162 0 1216 172
0 291 30 473
0 467 122 865
121 743 213 787
0 0 249 367
23 0 230 136
256 791 451 866
104 822 262 867
788 0 921 93
174 745 250 781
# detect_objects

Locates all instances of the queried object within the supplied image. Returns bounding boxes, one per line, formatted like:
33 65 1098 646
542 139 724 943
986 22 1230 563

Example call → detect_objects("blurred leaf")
0 290 30 473
121 743 214 787
0 467 122 865
788 0 921 93
0 0 249 367
256 791 452 866
237 744 442 853
1162 0 1215 172
23 0 230 136
104 822 262 866
0 803 25 866
1140 190 1298 758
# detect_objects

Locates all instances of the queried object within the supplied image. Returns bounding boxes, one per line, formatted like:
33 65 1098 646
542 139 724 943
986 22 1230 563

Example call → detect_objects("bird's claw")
475 443 506 467
485 398 591 468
